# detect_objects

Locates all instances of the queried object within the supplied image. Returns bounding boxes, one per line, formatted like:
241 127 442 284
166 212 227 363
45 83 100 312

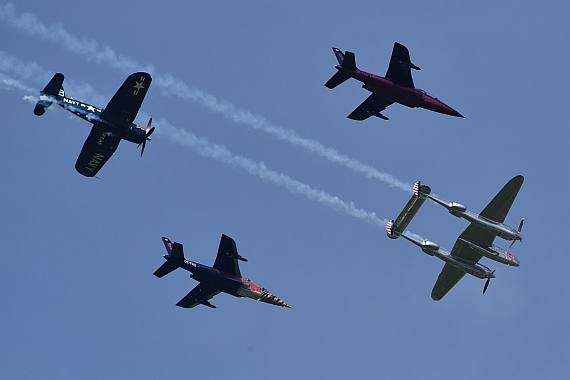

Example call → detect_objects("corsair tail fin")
34 73 64 116
154 237 185 278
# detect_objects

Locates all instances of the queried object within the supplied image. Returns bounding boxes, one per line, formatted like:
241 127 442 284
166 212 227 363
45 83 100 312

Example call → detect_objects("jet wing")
384 42 416 88
75 124 121 177
213 234 243 277
347 94 394 121
176 283 220 308
100 72 152 128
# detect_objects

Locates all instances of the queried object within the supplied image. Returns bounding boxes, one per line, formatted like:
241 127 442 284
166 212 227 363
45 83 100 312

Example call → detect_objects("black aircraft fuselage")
154 236 290 309
50 95 149 145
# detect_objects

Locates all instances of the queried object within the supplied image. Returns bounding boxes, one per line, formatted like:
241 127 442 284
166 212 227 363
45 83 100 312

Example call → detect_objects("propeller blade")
509 239 516 249
146 126 155 139
483 278 490 294
139 118 154 157
518 218 525 233
483 270 495 294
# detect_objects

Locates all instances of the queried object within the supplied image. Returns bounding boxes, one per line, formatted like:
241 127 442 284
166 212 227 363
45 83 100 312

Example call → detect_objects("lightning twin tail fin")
387 181 431 239
153 237 185 278
33 73 65 116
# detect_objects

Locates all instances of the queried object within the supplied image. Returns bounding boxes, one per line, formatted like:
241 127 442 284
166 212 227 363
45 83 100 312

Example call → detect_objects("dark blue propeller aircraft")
154 234 291 309
33 72 154 177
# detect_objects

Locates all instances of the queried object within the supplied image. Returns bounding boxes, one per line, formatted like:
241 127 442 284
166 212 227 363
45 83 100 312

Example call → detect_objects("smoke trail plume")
0 3 412 193
0 69 385 228
152 117 387 228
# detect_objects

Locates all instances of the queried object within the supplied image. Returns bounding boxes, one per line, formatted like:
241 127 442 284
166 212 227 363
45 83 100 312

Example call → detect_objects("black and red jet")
325 42 464 121
154 235 290 309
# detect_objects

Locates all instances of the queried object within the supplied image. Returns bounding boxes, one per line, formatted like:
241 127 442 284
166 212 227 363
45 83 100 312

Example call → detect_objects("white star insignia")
133 81 145 91
86 105 96 112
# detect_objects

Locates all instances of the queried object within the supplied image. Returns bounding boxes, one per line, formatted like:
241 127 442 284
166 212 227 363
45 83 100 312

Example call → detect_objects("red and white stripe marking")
413 181 420 196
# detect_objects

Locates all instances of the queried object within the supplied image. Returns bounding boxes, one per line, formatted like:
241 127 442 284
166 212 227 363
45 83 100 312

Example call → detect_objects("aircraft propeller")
509 218 525 248
138 118 155 157
483 270 496 295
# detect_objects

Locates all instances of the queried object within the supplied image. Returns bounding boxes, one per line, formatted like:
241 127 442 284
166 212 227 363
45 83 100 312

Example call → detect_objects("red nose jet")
325 42 464 121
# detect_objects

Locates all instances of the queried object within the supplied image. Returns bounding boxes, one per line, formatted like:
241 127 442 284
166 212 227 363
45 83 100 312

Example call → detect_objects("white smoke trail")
0 3 412 193
0 72 35 93
153 118 387 227
0 71 386 228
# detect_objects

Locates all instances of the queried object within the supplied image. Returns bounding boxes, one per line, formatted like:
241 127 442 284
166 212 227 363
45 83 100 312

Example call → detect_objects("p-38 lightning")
386 176 524 300
154 235 290 309
33 72 154 177
325 42 464 121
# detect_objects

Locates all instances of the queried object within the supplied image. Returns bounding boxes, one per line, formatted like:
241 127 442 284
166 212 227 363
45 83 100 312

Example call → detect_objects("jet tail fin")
325 48 356 89
341 51 357 71
154 237 185 278
34 73 64 116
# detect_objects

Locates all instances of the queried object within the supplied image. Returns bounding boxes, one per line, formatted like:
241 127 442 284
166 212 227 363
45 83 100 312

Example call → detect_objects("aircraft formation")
31 42 524 307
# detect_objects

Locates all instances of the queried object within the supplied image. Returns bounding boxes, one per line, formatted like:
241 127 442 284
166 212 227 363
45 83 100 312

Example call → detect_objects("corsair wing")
100 72 152 128
347 93 393 121
176 283 220 308
75 124 121 177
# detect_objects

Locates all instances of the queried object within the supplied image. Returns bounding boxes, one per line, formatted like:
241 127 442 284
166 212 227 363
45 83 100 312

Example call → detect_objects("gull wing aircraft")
387 176 523 300
33 72 154 177
154 234 291 309
325 42 464 121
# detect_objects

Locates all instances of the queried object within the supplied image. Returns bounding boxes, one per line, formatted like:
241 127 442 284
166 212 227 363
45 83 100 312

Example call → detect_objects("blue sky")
1 1 568 379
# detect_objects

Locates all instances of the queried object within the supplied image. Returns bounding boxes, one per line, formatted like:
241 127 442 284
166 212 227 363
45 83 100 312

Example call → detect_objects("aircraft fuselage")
51 95 148 145
172 256 262 299
335 65 463 117
401 235 494 280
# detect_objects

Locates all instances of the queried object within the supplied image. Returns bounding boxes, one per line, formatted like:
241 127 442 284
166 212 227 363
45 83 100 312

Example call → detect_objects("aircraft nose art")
258 289 291 308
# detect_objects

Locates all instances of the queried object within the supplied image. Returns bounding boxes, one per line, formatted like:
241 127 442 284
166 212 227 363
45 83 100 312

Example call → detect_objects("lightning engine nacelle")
421 240 439 255
448 202 467 214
